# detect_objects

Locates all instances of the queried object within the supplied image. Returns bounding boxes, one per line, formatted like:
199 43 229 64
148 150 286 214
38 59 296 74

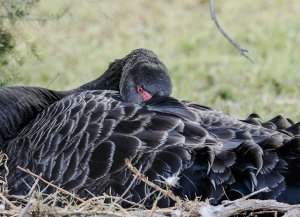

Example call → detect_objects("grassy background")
2 0 300 120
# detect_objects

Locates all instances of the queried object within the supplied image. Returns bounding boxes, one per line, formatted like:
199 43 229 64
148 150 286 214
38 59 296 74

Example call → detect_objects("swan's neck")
78 59 124 91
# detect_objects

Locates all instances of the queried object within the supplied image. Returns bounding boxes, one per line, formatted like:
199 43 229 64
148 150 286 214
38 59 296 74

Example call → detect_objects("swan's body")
1 90 299 207
1 48 299 207
1 90 220 207
0 87 70 144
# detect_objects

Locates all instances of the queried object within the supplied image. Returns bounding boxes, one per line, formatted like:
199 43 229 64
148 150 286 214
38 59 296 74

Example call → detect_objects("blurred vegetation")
0 0 299 120
0 0 39 86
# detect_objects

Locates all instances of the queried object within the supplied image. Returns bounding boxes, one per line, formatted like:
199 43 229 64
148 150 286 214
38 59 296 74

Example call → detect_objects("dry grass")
1 156 300 217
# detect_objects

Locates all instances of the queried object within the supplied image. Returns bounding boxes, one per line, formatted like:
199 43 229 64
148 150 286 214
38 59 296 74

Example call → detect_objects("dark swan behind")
1 88 300 207
0 48 172 144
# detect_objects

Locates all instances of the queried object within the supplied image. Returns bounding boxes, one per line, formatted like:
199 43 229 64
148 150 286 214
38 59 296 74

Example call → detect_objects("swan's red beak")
137 86 152 101
142 91 152 101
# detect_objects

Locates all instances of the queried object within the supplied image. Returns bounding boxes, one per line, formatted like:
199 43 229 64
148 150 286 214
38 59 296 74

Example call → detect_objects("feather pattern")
1 91 300 207
0 49 172 145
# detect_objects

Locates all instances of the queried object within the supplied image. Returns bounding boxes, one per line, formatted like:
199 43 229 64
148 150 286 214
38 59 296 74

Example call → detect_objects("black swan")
0 48 172 144
1 88 299 207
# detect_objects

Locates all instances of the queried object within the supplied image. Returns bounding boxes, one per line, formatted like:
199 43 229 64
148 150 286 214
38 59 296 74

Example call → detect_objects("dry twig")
0 193 18 210
17 166 85 203
18 177 40 217
223 187 269 206
125 159 182 206
209 0 254 63
0 152 9 193
46 72 61 88
220 199 300 217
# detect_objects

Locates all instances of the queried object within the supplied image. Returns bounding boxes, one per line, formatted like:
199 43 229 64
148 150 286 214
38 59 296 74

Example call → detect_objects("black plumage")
1 48 300 207
0 48 172 143
1 88 300 207
1 91 218 200
185 103 300 204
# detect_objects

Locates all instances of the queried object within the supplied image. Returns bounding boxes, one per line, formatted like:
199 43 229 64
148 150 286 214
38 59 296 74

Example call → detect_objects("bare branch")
46 72 61 88
209 0 254 63
17 166 85 203
18 177 39 217
0 152 9 193
201 199 300 217
125 159 182 206
0 193 18 210
223 187 270 206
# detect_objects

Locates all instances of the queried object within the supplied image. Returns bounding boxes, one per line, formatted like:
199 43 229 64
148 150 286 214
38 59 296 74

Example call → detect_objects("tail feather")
267 115 293 130
242 113 299 137
286 122 300 136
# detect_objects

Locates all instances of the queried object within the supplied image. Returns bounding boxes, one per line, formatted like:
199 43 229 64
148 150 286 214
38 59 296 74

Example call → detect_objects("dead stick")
101 194 145 209
209 0 254 63
18 177 40 217
125 159 182 205
223 187 269 206
0 193 18 209
114 203 132 217
17 166 85 203
212 199 300 217
46 72 61 88
48 209 125 217
148 192 160 217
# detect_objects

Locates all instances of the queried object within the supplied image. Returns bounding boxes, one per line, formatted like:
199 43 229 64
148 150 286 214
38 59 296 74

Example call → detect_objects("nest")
0 153 300 217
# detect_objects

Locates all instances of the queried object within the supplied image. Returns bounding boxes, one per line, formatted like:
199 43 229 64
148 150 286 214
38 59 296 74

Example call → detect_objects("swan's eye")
137 86 144 94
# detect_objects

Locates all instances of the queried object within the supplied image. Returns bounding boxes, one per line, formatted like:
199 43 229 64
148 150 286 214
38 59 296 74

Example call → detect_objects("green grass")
2 0 300 120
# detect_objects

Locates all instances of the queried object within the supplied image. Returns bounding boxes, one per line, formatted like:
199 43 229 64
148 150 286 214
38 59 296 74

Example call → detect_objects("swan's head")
119 48 172 104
